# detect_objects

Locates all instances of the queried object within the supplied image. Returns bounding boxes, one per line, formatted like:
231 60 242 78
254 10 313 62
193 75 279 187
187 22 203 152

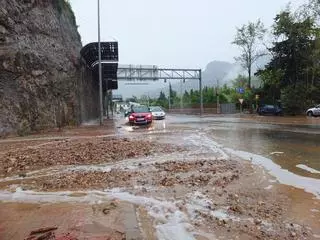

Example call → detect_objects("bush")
281 85 308 115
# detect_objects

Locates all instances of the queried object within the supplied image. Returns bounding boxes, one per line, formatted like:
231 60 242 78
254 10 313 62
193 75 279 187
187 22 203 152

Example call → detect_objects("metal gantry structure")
117 65 203 115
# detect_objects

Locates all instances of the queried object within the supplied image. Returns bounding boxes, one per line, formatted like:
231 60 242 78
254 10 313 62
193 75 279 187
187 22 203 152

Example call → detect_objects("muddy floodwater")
135 115 320 180
1 114 319 240
206 122 320 179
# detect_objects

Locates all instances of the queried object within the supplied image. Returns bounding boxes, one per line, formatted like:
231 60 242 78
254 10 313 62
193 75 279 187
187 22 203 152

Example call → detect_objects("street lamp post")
97 0 103 125
216 79 220 114
180 79 183 111
166 80 171 110
199 70 203 116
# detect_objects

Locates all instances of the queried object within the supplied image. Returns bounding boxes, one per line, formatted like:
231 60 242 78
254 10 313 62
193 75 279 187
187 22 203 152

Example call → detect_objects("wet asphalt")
118 114 320 180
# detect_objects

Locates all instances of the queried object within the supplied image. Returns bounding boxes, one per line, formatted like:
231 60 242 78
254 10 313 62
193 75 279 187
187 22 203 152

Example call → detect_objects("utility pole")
168 81 171 110
106 90 109 118
180 79 183 111
216 79 220 114
199 70 203 116
97 0 103 125
110 90 113 117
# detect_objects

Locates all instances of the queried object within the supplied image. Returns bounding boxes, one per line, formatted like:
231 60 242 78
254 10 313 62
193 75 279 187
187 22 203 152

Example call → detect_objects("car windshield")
265 105 274 108
150 107 163 112
132 106 149 113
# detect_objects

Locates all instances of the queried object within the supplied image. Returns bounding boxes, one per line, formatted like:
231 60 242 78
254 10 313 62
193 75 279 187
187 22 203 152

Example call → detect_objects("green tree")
158 91 166 101
257 6 320 113
255 68 283 104
232 19 266 89
156 91 168 109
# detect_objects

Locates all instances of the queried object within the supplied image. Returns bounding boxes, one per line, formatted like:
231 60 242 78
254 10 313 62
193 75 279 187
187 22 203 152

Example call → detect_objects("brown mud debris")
0 138 180 177
30 227 58 235
26 227 57 240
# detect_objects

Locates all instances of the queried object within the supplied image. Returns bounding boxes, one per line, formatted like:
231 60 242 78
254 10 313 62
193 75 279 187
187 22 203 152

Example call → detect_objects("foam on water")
183 133 230 160
0 188 200 240
296 164 320 174
105 190 196 240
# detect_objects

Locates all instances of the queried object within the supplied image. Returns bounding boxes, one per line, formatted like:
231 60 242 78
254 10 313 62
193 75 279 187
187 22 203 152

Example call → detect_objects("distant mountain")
202 61 234 85
168 61 237 93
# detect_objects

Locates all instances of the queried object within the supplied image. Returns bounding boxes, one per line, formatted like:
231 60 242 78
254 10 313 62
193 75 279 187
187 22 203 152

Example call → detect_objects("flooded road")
1 114 319 240
205 122 320 179
130 114 320 180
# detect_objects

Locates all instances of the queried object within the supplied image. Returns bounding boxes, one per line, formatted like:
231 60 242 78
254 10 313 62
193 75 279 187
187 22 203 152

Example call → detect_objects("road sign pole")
239 98 244 114
180 79 183 111
168 81 171 110
110 90 113 117
200 70 203 116
216 79 220 114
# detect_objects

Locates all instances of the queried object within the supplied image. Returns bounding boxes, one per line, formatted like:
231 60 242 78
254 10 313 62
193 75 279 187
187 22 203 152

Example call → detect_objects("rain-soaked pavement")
119 114 320 180
1 113 320 240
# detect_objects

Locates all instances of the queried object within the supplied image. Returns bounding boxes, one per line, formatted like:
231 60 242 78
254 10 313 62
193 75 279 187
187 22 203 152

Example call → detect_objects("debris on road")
26 227 57 240
0 124 319 240
30 227 58 235
0 137 181 177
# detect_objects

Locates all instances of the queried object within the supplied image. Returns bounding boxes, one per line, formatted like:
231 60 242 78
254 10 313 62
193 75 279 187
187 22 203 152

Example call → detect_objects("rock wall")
0 0 83 136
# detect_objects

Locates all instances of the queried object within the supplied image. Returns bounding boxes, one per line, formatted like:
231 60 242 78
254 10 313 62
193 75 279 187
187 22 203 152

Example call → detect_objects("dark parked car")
128 105 153 125
257 105 283 116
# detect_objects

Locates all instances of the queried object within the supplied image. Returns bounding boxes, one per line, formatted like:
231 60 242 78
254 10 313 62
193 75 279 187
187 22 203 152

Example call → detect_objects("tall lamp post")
216 79 220 114
168 81 171 110
97 0 103 125
180 79 185 111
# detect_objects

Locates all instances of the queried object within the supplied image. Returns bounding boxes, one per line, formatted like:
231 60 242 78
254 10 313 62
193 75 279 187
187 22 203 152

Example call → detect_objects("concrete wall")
78 66 100 123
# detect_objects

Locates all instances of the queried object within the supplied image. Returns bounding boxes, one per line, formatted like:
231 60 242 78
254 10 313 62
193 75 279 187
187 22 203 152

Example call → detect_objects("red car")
128 105 153 125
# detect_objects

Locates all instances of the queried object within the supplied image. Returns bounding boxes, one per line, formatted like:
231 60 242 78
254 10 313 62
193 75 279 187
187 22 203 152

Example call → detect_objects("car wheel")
307 111 313 117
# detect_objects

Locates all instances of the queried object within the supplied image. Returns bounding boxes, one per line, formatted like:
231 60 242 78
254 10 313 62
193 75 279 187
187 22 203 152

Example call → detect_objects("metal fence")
220 103 237 114
166 103 237 115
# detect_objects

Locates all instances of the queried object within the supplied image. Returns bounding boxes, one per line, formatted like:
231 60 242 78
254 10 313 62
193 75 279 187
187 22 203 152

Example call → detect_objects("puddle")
224 148 320 198
184 133 320 199
0 187 213 240
204 126 320 179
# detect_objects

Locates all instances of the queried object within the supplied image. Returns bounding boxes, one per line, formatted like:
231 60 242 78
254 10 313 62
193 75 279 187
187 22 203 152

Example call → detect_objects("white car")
149 106 166 120
306 104 320 117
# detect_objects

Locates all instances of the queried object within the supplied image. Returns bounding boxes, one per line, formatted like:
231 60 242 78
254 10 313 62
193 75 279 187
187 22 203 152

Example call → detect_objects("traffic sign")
236 87 245 94
239 98 244 104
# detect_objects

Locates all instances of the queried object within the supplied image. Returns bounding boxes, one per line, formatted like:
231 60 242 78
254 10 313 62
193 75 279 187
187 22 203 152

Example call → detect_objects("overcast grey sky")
70 0 306 69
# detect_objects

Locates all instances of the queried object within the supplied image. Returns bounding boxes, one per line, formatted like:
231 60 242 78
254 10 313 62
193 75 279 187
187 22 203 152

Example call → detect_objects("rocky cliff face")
0 0 82 136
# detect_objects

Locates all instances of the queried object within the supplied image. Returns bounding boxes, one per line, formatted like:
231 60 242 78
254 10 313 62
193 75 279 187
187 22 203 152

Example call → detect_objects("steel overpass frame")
117 65 203 115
